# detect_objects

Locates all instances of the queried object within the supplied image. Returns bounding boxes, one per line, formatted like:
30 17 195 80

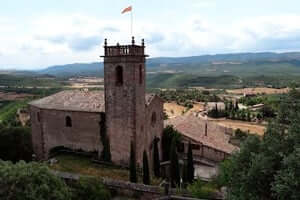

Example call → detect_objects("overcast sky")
1 0 300 69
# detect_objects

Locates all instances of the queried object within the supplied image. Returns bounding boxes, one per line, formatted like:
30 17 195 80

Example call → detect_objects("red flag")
121 6 132 14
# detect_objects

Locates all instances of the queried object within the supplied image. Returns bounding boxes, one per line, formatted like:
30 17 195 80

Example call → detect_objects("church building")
29 37 164 167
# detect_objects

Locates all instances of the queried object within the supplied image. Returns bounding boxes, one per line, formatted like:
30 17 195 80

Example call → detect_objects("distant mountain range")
32 52 300 78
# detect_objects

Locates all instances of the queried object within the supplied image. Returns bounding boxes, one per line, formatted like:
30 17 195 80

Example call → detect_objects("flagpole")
131 8 133 37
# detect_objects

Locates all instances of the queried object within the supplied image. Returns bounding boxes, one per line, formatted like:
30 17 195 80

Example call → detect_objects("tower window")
66 116 72 127
205 123 208 136
116 66 123 86
151 112 157 126
139 65 143 84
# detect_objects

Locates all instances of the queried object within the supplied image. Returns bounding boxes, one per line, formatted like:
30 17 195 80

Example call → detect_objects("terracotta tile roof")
165 114 238 154
29 90 106 113
29 90 160 113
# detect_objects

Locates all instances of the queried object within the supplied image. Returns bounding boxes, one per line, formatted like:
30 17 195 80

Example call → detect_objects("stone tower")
102 37 147 166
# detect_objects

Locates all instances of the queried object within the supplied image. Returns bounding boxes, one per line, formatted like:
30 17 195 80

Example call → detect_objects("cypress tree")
129 142 137 183
103 137 111 162
170 137 180 187
215 103 219 118
143 150 150 185
187 142 194 183
235 101 239 111
153 137 160 177
182 162 188 185
100 114 111 162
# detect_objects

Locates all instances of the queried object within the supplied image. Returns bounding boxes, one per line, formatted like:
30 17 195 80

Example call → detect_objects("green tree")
153 137 160 177
0 161 71 200
187 142 194 183
161 125 181 161
217 89 300 200
71 177 111 200
170 137 180 187
143 151 150 185
129 141 137 183
0 126 33 162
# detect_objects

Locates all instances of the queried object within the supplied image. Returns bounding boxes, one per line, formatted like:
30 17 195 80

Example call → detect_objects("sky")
1 0 300 70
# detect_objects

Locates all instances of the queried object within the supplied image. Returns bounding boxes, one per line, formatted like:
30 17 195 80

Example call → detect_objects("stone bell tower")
102 37 147 166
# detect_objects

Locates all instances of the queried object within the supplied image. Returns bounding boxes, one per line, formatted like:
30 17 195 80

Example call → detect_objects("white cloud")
1 13 300 69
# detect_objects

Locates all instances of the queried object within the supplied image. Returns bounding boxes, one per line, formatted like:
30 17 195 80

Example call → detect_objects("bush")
187 179 216 199
71 177 111 200
0 126 33 162
0 161 71 200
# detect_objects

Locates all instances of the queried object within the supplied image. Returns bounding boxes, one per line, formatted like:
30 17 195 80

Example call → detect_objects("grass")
50 154 162 185
0 100 28 123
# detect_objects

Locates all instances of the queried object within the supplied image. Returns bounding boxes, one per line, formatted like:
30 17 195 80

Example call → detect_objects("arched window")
151 112 157 126
139 65 143 84
115 66 123 86
66 116 72 127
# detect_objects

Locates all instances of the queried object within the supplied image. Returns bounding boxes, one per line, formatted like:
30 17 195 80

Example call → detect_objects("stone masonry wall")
145 97 164 171
30 106 103 159
104 56 146 167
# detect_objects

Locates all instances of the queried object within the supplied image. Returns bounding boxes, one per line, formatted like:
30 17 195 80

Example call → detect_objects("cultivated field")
67 77 104 89
215 119 266 136
0 92 33 101
227 87 290 95
164 102 186 118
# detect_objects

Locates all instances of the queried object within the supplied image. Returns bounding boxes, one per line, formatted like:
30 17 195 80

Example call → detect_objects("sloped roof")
145 93 164 105
29 90 106 113
29 90 160 113
165 114 238 154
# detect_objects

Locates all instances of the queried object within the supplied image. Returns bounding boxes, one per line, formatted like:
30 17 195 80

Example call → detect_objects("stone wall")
145 96 164 171
30 106 103 159
104 56 146 167
180 138 228 163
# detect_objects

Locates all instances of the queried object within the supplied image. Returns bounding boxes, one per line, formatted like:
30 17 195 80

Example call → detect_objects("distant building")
29 38 164 167
165 114 238 179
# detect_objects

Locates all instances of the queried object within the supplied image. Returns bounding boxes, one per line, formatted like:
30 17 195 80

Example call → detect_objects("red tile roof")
29 90 160 113
165 114 238 154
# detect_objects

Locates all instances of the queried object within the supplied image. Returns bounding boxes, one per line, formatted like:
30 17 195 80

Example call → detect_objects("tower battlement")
102 37 147 58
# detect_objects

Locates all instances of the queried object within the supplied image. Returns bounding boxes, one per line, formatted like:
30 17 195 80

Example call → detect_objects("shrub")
187 179 216 199
0 126 33 162
71 177 111 200
0 161 71 200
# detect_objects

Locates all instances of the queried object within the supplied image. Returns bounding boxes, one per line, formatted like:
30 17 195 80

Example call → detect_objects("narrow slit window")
66 116 72 127
116 66 123 86
139 65 143 84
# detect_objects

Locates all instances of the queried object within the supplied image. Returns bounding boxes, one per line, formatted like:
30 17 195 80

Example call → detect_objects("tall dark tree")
143 151 150 185
129 142 137 183
235 101 239 111
99 115 111 162
187 142 194 183
170 137 180 187
153 137 160 177
162 125 181 161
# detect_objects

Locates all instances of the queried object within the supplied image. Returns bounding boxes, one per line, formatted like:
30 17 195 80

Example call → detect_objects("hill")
37 62 104 77
36 52 300 77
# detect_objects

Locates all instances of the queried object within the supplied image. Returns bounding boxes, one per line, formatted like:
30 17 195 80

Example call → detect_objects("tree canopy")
218 89 300 200
0 161 71 200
